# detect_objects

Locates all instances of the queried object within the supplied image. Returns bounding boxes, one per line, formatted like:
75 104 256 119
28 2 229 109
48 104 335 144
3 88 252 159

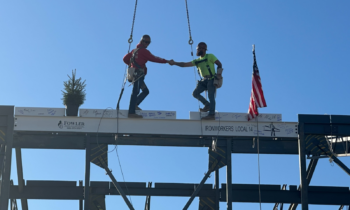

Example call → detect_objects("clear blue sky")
1 0 350 209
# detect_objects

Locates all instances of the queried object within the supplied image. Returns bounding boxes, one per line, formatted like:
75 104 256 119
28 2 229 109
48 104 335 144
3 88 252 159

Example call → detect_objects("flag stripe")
253 76 266 107
252 79 263 107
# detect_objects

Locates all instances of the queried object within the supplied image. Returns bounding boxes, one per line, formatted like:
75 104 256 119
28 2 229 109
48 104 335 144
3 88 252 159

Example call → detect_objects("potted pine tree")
62 69 86 116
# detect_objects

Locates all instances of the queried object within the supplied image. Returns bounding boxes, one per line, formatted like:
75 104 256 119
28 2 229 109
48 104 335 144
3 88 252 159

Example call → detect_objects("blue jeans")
128 76 149 114
193 79 216 115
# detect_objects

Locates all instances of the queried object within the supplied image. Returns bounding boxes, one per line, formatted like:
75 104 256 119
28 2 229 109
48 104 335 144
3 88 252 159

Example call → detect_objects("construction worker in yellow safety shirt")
171 42 223 120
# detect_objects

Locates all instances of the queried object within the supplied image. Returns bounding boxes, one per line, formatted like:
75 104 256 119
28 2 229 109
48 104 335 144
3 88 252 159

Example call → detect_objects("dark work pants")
193 79 216 115
128 76 149 114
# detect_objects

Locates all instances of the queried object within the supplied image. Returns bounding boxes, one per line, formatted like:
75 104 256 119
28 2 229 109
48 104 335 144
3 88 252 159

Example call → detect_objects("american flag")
248 45 267 121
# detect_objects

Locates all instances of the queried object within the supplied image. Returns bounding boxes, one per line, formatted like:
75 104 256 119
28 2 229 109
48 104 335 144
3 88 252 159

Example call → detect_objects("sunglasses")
143 40 151 44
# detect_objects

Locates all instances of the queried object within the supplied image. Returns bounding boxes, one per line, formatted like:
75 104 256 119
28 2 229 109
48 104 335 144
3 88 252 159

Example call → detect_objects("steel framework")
1 106 350 210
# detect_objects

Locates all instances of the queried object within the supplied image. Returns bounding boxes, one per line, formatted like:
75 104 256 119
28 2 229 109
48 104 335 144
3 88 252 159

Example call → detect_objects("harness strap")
194 59 208 65
206 64 214 78
129 47 144 69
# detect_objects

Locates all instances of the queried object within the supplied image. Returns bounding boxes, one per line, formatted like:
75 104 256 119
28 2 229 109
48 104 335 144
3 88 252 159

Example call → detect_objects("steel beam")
10 185 84 199
23 132 350 156
13 133 302 154
84 136 91 210
226 139 232 210
9 182 350 205
298 122 308 210
220 184 350 204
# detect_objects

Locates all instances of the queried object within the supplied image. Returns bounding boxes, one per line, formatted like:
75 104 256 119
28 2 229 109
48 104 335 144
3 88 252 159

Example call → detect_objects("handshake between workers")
123 34 223 120
168 59 175 65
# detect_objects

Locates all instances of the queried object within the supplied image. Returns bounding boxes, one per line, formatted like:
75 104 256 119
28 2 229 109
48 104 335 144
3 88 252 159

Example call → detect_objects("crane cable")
185 0 199 79
114 0 139 207
116 0 138 113
185 0 205 137
116 0 138 133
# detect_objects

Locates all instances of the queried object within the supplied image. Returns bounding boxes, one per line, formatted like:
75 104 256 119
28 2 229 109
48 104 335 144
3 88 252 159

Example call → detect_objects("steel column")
289 158 318 210
215 169 220 210
226 139 232 210
0 145 5 179
331 157 350 176
0 106 14 210
273 184 287 210
15 148 28 210
99 157 135 210
183 171 211 210
10 181 13 210
9 180 18 210
79 180 83 210
298 122 308 210
84 135 91 210
306 159 318 185
145 182 152 210
338 205 349 210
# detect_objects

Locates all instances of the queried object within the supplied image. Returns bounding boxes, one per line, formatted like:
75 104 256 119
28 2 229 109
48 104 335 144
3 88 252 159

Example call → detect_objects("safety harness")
127 47 145 83
194 54 223 88
129 47 143 69
194 54 215 79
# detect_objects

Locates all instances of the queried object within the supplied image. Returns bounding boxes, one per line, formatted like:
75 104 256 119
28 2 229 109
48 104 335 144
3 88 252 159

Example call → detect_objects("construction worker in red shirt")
123 35 174 118
172 42 223 120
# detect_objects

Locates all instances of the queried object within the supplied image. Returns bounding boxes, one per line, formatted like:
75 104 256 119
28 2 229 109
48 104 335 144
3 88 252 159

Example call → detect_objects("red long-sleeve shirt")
123 43 167 75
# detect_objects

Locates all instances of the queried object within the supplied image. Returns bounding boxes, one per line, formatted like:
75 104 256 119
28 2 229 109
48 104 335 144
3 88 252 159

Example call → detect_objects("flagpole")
257 116 262 210
253 44 256 67
248 44 265 209
253 44 262 210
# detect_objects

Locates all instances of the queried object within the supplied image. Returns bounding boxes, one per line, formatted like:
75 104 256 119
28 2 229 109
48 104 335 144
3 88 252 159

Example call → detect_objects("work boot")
199 104 210 112
135 105 142 110
128 113 143 118
202 114 215 120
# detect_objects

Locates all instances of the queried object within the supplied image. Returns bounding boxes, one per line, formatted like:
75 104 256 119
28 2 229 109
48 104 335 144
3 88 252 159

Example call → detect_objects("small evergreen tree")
62 69 86 106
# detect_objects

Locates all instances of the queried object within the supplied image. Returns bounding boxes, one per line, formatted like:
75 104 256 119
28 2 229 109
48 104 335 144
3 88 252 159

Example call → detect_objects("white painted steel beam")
14 116 298 138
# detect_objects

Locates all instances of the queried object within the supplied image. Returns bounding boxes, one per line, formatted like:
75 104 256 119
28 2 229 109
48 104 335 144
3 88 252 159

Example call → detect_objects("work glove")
216 68 223 79
217 67 223 75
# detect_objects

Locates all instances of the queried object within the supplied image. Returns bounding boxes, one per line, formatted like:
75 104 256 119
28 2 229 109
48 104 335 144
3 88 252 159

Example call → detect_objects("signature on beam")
47 109 57 116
